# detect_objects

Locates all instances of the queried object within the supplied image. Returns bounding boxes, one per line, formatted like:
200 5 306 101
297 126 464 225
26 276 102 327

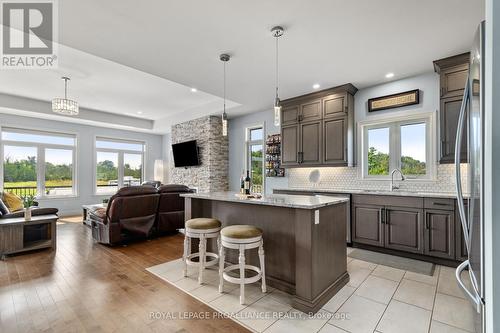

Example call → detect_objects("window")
245 126 264 194
95 137 144 194
1 128 76 197
362 114 433 179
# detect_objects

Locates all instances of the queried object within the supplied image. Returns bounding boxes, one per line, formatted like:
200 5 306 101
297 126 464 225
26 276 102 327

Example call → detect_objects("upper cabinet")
280 84 357 167
434 53 470 163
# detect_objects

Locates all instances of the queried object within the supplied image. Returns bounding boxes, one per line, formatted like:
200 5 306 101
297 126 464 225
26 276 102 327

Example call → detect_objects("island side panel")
294 202 349 313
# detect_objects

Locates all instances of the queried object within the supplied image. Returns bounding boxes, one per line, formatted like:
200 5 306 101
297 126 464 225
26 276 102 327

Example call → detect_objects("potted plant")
22 195 36 221
102 198 110 207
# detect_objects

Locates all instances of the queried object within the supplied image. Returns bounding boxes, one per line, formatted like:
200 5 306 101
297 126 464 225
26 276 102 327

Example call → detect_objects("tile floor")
146 248 476 333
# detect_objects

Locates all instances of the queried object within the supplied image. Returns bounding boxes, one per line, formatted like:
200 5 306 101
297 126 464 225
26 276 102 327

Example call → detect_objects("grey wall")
354 72 439 122
0 113 164 216
228 109 288 195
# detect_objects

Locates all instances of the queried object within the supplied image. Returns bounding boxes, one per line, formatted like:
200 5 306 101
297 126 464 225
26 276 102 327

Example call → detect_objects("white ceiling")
0 0 485 133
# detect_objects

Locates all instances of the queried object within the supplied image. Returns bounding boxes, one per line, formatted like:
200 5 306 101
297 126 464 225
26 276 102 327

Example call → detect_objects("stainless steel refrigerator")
455 20 485 333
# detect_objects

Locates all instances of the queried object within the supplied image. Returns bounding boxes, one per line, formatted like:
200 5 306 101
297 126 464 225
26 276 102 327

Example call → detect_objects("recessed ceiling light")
313 83 320 89
385 73 395 78
191 88 197 92
137 111 143 115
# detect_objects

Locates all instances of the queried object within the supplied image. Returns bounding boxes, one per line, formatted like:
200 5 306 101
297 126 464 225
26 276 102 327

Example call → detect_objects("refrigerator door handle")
456 260 483 313
455 76 471 253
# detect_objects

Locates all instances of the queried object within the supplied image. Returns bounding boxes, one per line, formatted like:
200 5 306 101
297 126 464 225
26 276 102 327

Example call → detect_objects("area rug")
348 248 435 276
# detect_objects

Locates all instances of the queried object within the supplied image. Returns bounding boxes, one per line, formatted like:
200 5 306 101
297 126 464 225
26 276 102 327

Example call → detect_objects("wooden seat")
183 218 222 284
219 225 266 305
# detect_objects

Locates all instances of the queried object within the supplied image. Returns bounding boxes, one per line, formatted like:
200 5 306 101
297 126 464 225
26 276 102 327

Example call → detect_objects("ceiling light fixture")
220 53 230 137
191 87 197 92
313 83 320 89
385 72 395 78
52 77 79 116
271 25 284 127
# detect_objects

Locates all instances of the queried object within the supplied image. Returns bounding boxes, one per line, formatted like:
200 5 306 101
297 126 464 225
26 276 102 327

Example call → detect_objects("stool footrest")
186 252 219 267
222 264 262 285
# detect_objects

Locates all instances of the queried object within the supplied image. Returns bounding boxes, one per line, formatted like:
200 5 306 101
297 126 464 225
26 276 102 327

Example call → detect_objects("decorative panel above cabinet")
434 53 470 163
280 84 357 167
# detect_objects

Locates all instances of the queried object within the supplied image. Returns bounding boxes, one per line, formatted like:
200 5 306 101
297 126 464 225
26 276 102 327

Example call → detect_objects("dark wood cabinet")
440 96 468 163
323 93 347 119
282 105 300 126
281 125 299 166
440 64 469 98
352 204 384 247
299 121 322 165
323 117 347 164
280 84 357 167
385 207 424 254
434 53 470 163
300 100 322 122
424 209 455 259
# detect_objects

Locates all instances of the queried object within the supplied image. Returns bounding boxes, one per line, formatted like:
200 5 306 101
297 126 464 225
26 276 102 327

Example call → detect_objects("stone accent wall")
170 116 228 192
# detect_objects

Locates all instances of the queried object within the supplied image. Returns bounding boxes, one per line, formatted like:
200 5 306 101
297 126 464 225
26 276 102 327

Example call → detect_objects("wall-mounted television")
172 140 200 167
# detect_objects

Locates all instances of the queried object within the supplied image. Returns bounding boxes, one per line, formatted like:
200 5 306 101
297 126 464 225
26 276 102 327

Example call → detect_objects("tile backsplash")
287 164 467 194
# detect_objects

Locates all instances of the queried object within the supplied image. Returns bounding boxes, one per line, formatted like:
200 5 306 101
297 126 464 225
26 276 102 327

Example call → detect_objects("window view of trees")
366 121 427 177
367 147 389 175
250 147 263 189
96 160 118 184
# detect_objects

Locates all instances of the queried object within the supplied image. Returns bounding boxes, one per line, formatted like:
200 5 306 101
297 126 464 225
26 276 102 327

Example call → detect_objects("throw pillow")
0 198 9 215
2 192 24 212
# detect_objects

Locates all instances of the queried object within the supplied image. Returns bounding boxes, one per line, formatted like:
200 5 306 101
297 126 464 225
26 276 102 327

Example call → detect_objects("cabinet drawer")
424 197 454 210
352 194 423 208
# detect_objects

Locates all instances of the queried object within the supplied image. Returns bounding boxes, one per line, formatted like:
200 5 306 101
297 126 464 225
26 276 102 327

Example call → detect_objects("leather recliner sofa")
156 184 194 234
89 184 192 245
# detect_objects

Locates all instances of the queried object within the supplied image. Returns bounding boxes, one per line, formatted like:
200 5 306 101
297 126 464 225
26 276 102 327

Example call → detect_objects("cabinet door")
300 100 322 122
440 96 468 163
323 93 347 119
385 207 424 254
323 117 347 165
299 120 322 165
352 204 384 247
282 105 300 126
281 125 299 166
424 209 455 259
440 64 469 98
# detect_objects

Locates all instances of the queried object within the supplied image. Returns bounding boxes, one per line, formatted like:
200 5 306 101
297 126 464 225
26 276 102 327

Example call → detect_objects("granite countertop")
274 188 458 199
181 192 349 209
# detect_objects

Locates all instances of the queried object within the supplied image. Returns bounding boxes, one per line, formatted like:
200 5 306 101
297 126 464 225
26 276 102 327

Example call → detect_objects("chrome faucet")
390 169 405 191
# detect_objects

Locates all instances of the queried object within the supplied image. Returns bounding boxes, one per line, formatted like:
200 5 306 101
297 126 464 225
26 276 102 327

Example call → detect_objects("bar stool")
183 218 222 284
219 225 266 305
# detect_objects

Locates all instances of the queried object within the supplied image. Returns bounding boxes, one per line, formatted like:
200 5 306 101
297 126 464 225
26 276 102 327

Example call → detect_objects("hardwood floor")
0 221 249 333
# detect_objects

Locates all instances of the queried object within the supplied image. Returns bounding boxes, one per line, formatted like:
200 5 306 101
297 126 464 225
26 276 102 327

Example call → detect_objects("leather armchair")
156 184 193 234
89 186 160 245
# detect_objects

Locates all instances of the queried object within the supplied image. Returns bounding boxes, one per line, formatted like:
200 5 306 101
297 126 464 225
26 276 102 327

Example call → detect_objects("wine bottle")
240 171 245 194
244 170 251 195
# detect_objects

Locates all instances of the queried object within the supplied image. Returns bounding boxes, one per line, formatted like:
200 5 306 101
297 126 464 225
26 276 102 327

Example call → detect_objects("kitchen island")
181 192 349 313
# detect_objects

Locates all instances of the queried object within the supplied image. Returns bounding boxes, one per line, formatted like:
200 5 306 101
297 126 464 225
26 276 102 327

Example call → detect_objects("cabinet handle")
441 87 445 97
344 105 348 113
297 152 300 163
432 202 449 206
379 208 385 224
299 152 304 163
385 209 390 225
426 216 430 230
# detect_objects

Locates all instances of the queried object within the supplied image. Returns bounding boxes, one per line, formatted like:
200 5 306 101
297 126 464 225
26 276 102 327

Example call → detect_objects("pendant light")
271 26 284 126
220 53 230 136
52 76 79 115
